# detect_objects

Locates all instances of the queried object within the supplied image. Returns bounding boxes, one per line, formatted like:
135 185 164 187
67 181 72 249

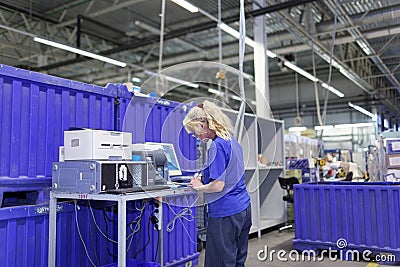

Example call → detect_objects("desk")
48 188 193 267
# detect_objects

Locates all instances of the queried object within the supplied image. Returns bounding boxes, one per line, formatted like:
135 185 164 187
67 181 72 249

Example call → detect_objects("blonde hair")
183 100 233 140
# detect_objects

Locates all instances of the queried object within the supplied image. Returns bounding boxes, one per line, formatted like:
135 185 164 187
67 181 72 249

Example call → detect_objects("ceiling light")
334 122 374 128
348 102 375 118
288 126 307 132
219 23 254 47
33 37 127 67
131 77 141 83
314 125 334 130
283 61 319 82
163 76 199 88
218 23 276 59
208 88 223 96
321 83 344 98
170 0 199 13
266 50 277 58
144 70 199 88
356 40 373 56
231 95 242 101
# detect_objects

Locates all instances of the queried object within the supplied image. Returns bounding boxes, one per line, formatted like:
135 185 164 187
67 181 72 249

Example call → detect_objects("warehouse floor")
195 228 395 267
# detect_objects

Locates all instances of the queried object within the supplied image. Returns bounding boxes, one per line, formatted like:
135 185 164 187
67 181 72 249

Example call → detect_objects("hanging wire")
74 201 97 267
156 0 166 95
295 71 300 121
217 0 224 101
321 0 339 125
313 0 339 157
234 0 247 141
312 0 339 127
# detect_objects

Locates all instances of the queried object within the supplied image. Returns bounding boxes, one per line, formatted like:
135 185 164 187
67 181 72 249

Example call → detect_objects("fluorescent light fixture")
314 125 334 130
231 95 242 101
164 75 199 88
219 23 254 47
348 102 375 118
335 122 374 129
323 136 353 142
321 83 344 98
288 126 307 132
356 40 373 56
208 88 223 96
218 23 276 59
33 37 127 67
144 70 199 88
170 0 199 13
283 61 319 82
250 100 256 105
266 50 277 58
131 77 141 83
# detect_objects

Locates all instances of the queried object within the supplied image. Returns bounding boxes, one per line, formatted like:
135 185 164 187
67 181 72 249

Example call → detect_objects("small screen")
145 142 182 176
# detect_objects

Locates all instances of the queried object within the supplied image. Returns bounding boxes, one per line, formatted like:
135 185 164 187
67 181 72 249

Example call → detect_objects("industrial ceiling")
1 0 400 123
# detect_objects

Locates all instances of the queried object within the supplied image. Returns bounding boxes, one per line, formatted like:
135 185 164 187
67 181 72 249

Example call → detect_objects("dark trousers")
205 204 252 267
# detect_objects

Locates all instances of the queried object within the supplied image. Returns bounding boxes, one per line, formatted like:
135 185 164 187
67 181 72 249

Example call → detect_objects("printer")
63 129 132 161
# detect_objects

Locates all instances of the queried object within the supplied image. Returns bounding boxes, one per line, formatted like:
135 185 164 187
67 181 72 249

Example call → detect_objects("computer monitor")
145 142 182 177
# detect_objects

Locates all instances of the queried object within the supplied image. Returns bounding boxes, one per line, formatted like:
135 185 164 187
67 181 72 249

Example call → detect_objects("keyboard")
106 185 171 194
170 175 193 183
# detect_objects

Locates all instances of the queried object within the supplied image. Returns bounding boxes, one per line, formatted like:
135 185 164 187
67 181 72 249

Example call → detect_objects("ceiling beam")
32 0 319 71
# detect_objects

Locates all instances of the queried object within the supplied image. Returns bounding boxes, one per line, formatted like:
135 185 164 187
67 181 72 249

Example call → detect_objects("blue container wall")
0 202 114 267
163 193 199 267
0 199 196 267
0 66 198 266
293 182 400 254
119 95 198 173
0 65 116 179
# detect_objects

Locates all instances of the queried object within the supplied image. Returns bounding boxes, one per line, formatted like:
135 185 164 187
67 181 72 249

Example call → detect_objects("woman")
183 100 252 267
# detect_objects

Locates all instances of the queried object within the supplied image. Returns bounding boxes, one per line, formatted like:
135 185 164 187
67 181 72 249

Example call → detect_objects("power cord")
165 195 198 245
133 212 153 258
74 200 97 267
126 200 146 253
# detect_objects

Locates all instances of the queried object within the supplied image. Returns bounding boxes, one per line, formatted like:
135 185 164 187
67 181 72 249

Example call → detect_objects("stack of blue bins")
293 181 400 264
287 158 318 183
0 64 199 267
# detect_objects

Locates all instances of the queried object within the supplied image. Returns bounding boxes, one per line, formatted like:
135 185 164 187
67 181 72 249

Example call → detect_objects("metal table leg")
118 198 127 267
48 192 57 267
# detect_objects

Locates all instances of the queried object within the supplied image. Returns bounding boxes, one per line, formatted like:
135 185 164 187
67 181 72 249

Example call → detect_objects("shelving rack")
222 108 286 237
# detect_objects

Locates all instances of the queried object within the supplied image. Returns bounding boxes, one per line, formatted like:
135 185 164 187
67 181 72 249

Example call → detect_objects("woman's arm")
189 177 225 193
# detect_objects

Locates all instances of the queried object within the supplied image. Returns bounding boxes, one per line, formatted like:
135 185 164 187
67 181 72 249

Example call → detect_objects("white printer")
64 129 132 161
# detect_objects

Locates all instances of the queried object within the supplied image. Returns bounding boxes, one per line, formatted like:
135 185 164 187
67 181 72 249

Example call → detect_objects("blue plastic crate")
301 168 318 183
0 65 199 266
293 182 400 262
102 259 160 267
386 139 400 154
162 193 199 267
0 64 116 180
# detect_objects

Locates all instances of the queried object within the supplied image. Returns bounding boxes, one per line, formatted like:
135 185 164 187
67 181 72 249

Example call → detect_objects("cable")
88 201 118 244
316 0 339 157
101 205 117 259
235 0 247 141
126 200 146 253
165 196 197 245
88 207 101 267
74 200 97 267
321 0 339 125
133 212 153 258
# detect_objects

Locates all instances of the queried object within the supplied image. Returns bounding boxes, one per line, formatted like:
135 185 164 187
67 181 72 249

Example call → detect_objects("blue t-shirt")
202 136 250 218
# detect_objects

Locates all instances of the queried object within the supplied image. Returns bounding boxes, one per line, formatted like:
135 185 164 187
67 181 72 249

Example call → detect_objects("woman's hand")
189 176 203 190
